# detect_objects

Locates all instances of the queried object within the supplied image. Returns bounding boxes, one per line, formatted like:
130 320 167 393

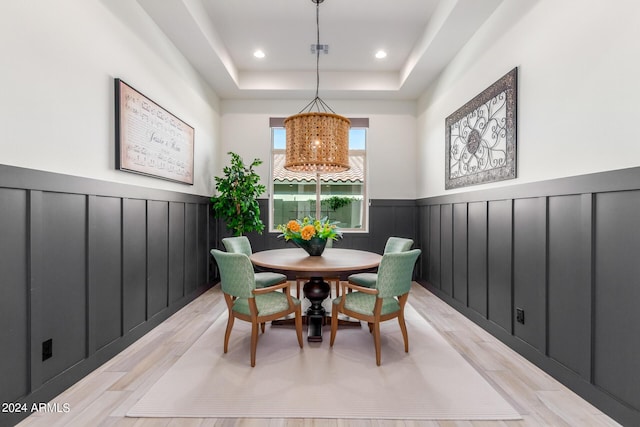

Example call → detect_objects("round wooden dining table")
250 248 381 341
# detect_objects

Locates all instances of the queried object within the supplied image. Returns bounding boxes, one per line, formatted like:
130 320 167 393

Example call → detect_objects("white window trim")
269 118 369 233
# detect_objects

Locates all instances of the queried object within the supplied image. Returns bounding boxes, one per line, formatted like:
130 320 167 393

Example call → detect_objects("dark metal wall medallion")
445 67 518 189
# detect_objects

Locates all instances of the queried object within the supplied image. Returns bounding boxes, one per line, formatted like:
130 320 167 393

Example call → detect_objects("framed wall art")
445 67 517 189
115 79 194 184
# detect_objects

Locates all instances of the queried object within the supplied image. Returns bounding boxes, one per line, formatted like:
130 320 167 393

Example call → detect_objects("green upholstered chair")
222 236 288 289
347 237 414 289
330 249 421 366
211 249 303 367
383 236 414 254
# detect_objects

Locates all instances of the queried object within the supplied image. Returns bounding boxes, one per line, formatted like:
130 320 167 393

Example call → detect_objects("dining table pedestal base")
303 277 330 342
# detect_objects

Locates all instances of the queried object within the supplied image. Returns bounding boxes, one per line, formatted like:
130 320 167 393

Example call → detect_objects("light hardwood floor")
16 283 621 427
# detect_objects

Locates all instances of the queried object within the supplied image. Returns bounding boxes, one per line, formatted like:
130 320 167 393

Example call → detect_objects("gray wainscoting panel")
368 202 399 253
594 190 640 410
392 204 419 242
548 194 591 378
147 201 169 318
122 198 147 332
487 200 513 332
0 164 211 427
440 204 453 297
39 192 87 383
417 166 640 426
89 196 123 351
429 205 441 289
513 197 546 352
0 188 29 403
197 203 209 286
185 203 198 294
418 204 430 280
467 201 488 317
169 202 186 304
452 203 468 304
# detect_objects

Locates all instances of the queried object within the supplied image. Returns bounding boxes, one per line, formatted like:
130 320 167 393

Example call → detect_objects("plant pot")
291 237 327 256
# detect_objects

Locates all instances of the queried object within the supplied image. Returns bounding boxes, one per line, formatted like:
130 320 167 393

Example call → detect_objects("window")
269 118 368 232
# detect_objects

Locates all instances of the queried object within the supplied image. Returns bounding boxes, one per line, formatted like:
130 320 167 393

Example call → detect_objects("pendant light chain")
298 0 335 115
284 0 350 173
315 0 320 100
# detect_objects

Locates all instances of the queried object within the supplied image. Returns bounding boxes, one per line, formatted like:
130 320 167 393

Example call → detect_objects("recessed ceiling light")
375 50 387 59
253 49 266 59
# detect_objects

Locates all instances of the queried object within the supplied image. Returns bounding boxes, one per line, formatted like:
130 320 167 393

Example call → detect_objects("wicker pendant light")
284 0 350 173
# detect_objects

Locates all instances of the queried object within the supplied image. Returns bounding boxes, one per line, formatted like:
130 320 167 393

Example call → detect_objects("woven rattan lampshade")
284 0 350 174
284 112 350 173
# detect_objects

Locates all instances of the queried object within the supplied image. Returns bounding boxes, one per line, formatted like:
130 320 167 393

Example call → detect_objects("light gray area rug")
127 305 521 420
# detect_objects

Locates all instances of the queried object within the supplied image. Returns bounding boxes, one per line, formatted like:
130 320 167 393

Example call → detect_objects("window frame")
268 117 369 233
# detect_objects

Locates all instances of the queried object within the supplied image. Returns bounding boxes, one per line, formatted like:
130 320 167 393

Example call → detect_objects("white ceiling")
136 0 504 101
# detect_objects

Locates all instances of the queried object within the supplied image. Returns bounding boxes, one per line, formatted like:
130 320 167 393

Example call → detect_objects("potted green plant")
210 152 265 236
324 196 353 212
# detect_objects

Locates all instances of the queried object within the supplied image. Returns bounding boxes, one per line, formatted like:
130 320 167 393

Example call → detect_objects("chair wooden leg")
250 321 259 367
261 322 266 333
294 305 303 348
223 314 234 353
373 321 382 366
329 306 339 346
398 310 409 353
296 279 302 299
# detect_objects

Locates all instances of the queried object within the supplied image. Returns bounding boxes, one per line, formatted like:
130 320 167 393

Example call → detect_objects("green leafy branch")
210 152 266 236
322 196 354 211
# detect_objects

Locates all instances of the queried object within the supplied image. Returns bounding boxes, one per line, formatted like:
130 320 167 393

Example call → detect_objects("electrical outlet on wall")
516 308 525 325
42 339 53 361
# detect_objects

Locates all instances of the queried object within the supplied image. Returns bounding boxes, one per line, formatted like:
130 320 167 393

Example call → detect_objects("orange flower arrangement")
300 224 316 240
287 220 300 233
277 216 341 242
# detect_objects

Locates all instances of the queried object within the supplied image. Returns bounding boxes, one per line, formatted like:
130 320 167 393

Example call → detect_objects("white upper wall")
6 0 635 202
417 0 640 198
219 99 418 200
0 0 221 196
